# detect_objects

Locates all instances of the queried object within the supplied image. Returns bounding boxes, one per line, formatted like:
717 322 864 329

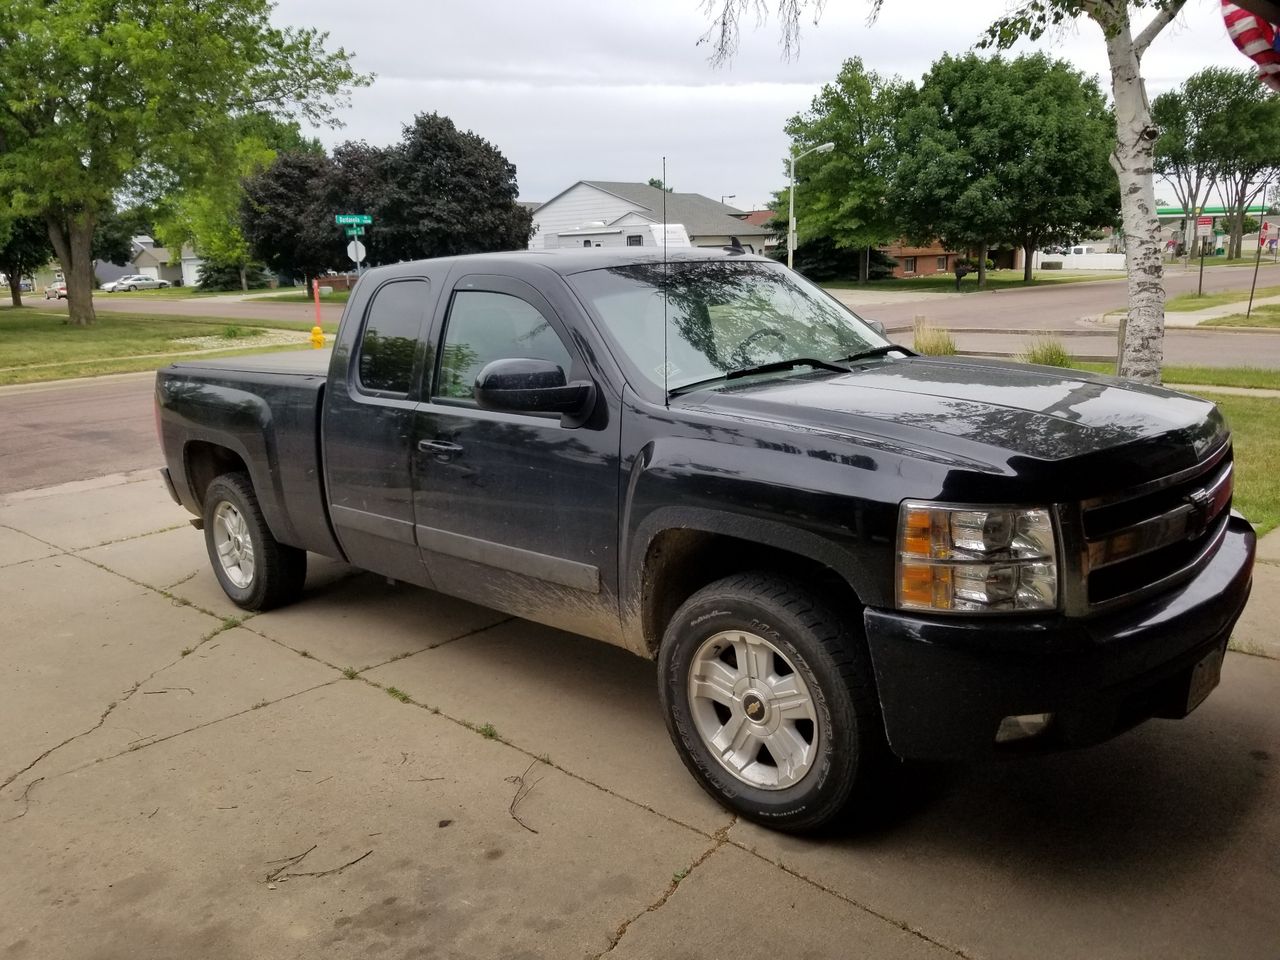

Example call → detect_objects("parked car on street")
155 248 1255 833
43 281 67 299
103 274 169 292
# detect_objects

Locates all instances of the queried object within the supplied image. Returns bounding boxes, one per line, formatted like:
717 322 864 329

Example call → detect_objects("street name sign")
335 214 373 226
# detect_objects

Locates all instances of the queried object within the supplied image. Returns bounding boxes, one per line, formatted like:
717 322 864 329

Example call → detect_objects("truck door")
411 274 623 646
322 276 435 587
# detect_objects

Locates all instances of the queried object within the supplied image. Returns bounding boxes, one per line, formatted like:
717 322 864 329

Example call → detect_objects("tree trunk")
1100 6 1164 384
1023 239 1035 283
45 210 98 326
5 270 22 307
976 241 989 288
239 265 248 291
859 246 870 283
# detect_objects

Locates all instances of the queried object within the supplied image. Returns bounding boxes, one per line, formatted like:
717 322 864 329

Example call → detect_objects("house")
530 181 774 253
880 241 959 278
129 236 185 285
738 210 781 251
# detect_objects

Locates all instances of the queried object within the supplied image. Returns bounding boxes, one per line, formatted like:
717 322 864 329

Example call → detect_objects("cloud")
275 0 1251 208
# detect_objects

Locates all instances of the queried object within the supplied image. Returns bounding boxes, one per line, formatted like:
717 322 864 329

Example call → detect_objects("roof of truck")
366 247 773 279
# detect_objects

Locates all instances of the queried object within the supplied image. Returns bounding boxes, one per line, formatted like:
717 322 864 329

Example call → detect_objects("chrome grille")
1075 445 1233 612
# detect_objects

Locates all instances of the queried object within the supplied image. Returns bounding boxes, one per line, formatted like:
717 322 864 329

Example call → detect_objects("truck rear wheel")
203 472 307 611
657 573 886 833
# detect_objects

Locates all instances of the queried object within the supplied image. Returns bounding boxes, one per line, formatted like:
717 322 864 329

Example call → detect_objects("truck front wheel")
658 573 886 833
203 472 307 611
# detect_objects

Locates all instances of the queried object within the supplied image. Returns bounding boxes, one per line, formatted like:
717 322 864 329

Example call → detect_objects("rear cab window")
356 279 431 396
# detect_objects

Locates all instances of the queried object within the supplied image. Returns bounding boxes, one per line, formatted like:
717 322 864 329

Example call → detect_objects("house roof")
559 181 772 238
518 200 542 211
133 246 172 266
740 210 778 228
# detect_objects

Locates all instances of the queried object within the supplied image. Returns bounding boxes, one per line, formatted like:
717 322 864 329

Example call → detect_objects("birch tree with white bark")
700 0 1189 383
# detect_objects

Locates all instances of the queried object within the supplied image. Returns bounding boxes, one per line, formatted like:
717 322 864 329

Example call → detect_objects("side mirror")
474 358 595 417
867 319 887 337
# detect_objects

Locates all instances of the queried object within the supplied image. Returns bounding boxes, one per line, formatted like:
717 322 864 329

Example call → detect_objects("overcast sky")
274 0 1252 210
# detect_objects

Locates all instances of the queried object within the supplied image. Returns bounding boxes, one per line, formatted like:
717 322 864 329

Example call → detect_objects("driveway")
1 469 1278 959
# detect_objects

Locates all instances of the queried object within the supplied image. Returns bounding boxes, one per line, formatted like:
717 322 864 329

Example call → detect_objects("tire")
203 472 307 611
657 572 886 833
127 284 137 291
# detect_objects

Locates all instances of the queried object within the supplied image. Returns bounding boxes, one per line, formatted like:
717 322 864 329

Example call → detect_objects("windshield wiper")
841 344 908 363
670 357 849 396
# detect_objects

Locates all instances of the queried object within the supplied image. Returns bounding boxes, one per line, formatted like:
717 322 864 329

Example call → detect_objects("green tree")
647 178 675 192
1193 68 1280 260
337 113 533 263
0 0 368 325
699 0 1195 382
241 151 345 285
1001 55 1117 282
0 217 53 307
154 116 319 290
1153 80 1218 254
781 58 909 281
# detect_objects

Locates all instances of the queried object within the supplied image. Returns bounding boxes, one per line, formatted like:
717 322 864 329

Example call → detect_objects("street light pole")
787 142 834 269
720 194 736 206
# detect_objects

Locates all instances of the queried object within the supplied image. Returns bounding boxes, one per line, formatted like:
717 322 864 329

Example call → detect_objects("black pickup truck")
156 249 1255 832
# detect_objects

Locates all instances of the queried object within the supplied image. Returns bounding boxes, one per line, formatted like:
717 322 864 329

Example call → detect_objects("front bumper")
863 515 1256 761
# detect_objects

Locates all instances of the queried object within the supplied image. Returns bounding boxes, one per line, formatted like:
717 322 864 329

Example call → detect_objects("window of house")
903 257 917 273
627 235 643 246
436 291 573 402
583 240 592 247
937 256 947 271
357 279 429 395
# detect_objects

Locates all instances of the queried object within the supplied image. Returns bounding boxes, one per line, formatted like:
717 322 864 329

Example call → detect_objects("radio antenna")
662 155 669 409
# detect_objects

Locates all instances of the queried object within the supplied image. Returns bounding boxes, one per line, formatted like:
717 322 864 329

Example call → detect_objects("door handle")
418 439 463 454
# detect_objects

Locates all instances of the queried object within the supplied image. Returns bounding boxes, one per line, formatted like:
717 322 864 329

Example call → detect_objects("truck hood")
680 355 1226 469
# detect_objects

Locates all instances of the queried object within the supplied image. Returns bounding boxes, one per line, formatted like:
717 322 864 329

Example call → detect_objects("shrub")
913 320 957 355
222 325 246 339
1021 336 1074 367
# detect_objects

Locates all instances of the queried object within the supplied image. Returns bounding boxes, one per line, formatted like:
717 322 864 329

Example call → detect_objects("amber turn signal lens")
898 562 952 608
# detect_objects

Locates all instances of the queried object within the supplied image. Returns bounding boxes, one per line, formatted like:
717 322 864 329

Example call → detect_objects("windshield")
568 259 888 392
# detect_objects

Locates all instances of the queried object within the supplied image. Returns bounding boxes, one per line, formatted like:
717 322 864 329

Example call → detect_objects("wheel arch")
625 508 867 658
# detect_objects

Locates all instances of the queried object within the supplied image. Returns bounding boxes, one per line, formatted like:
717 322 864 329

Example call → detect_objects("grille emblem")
1185 487 1213 540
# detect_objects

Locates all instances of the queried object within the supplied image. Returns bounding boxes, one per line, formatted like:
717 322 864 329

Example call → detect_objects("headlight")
896 502 1058 613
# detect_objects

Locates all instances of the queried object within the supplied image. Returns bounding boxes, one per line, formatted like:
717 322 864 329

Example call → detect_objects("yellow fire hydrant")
310 325 326 349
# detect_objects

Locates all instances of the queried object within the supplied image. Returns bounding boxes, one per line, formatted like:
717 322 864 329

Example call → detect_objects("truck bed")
155 349 342 560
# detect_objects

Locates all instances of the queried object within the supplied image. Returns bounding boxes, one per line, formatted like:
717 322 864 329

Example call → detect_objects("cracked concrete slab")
607 843 957 959
728 653 1280 960
0 681 708 960
250 573 508 669
9 627 339 784
0 472 182 550
78 524 357 619
364 618 729 833
0 553 220 784
0 525 58 568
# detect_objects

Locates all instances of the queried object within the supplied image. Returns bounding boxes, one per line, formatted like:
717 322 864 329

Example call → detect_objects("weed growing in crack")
180 647 193 657
386 687 411 703
221 616 242 630
476 722 498 740
342 667 359 679
251 700 270 710
672 867 689 883
299 650 311 658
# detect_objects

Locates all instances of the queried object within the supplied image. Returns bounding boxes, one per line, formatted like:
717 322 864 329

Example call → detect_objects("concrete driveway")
1 471 1279 959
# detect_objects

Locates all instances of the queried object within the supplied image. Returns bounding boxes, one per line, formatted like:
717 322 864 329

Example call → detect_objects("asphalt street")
0 373 158 494
862 260 1280 330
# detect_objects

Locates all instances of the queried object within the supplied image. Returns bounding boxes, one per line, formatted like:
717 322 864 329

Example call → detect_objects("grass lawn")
266 290 351 304
100 287 244 300
1071 361 1280 390
0 307 333 385
1165 285 1280 312
824 269 1121 294
1212 394 1280 535
1200 303 1280 328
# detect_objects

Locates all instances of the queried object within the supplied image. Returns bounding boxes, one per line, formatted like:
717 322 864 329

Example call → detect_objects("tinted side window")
437 291 572 401
358 279 429 394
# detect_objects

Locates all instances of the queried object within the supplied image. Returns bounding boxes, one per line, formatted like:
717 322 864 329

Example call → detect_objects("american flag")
1222 1 1280 92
